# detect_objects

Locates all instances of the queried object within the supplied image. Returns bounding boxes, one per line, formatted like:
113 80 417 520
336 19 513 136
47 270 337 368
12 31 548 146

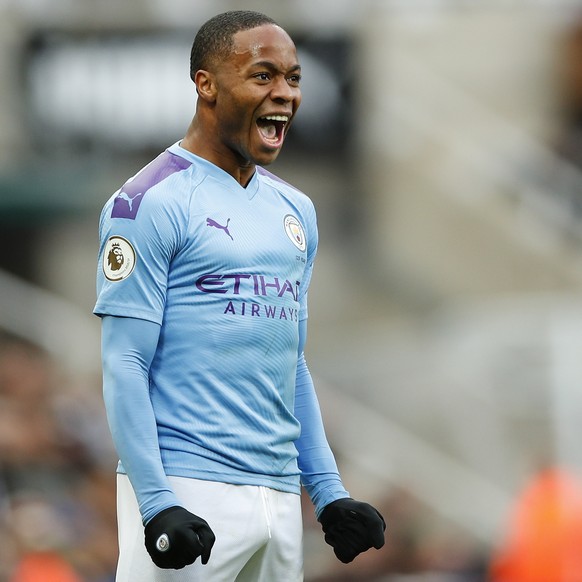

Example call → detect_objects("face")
210 24 302 168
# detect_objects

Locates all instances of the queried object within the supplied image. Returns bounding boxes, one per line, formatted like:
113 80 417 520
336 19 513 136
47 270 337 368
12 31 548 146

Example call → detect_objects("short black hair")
190 10 279 80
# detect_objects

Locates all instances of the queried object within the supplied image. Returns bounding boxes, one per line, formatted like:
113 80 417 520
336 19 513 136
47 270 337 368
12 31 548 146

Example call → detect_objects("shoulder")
257 167 315 212
102 149 213 228
109 150 199 219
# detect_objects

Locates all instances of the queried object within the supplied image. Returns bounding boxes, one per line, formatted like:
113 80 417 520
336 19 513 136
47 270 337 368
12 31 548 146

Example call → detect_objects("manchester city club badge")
284 214 306 252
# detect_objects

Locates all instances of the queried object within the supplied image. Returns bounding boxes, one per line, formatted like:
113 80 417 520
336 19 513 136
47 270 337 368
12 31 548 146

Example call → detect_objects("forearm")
295 323 385 563
101 315 179 524
294 348 349 518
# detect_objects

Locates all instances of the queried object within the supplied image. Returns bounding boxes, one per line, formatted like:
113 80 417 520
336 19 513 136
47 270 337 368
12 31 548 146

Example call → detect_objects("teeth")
261 115 288 122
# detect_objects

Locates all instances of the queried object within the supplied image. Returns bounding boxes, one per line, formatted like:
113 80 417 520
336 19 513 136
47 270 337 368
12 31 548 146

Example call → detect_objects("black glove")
319 498 386 563
144 506 215 569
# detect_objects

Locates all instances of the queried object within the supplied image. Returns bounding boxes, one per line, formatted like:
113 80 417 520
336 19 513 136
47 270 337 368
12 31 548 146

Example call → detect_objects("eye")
254 72 271 82
288 74 301 86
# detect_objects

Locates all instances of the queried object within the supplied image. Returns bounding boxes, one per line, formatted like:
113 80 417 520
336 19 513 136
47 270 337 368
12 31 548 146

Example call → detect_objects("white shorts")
115 474 304 582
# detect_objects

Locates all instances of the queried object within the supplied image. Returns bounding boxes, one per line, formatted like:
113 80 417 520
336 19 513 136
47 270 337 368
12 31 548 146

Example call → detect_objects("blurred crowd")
4 329 582 581
4 3 582 581
0 334 117 582
302 488 489 582
0 333 491 581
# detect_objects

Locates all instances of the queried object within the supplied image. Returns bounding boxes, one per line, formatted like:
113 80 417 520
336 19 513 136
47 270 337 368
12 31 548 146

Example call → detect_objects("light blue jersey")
95 143 334 509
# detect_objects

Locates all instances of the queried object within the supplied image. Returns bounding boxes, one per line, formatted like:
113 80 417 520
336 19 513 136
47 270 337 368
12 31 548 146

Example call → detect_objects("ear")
194 70 217 103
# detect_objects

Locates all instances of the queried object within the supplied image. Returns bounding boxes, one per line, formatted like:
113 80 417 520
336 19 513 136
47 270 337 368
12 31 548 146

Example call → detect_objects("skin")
181 24 302 187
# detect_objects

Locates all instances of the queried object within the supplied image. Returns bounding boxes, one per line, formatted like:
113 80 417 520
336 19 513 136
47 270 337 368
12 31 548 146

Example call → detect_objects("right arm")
101 314 215 567
96 159 214 567
101 314 178 523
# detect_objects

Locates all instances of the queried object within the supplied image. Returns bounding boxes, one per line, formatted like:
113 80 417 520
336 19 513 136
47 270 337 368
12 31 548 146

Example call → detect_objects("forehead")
230 24 298 68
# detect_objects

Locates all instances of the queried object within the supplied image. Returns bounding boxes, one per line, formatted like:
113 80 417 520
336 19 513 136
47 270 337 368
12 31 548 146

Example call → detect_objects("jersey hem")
116 463 301 495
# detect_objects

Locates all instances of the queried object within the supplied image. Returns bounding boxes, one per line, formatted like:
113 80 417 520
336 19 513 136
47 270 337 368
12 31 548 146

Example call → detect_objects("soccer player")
94 10 385 581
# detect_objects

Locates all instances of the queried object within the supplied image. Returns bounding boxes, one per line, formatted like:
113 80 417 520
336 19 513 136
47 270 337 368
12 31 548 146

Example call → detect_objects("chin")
255 149 283 167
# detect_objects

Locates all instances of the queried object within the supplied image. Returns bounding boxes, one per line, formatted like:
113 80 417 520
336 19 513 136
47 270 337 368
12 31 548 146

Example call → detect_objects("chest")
174 185 308 285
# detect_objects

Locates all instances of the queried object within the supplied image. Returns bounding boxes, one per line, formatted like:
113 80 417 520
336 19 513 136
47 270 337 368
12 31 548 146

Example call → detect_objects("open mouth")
256 115 289 147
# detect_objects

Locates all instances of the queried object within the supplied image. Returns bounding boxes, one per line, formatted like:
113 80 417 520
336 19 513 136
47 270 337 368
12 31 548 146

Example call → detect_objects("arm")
101 315 214 568
101 314 177 523
294 319 349 519
294 318 386 563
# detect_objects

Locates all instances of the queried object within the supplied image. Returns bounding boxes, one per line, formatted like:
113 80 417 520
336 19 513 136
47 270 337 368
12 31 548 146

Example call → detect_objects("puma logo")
116 191 144 213
206 217 234 241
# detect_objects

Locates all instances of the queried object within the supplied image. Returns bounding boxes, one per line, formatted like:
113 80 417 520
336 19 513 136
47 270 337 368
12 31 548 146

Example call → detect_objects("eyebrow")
251 60 302 74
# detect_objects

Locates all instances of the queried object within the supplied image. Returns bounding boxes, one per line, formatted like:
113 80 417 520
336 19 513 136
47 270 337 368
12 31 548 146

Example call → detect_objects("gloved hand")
319 498 386 563
144 506 215 569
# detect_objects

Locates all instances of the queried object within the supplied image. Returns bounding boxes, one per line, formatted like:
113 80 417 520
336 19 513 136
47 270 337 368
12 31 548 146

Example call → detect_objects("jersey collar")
170 142 260 200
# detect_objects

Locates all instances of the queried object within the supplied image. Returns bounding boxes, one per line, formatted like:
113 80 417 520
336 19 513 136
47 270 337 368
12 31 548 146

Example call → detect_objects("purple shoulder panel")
111 151 192 219
256 166 301 193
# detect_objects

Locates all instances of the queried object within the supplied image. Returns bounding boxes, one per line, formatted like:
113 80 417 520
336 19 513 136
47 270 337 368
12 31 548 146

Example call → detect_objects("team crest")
103 236 136 282
284 215 306 252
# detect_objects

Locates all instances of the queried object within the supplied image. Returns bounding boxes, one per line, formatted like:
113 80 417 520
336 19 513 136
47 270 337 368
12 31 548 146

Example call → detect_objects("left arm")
294 318 349 518
295 318 386 563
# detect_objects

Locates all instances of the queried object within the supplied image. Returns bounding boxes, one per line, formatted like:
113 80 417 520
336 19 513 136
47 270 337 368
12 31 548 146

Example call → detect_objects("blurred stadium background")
2 0 582 580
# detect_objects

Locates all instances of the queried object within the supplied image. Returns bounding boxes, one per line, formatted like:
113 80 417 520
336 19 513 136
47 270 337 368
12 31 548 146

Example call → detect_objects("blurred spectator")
489 467 582 582
307 487 488 581
6 494 82 582
556 16 582 170
9 553 81 582
0 334 117 581
0 337 86 492
549 16 582 220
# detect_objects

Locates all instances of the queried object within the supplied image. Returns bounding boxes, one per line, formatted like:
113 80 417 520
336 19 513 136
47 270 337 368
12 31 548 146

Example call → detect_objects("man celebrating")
95 10 385 581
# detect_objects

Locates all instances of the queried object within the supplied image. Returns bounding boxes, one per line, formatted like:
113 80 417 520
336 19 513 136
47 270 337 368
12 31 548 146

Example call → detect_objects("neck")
181 118 255 187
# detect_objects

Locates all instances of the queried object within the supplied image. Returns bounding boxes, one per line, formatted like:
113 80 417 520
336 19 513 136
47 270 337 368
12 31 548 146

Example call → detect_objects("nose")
270 76 299 103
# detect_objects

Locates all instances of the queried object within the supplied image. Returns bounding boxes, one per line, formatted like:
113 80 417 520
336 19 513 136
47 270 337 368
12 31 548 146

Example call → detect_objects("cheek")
218 96 253 128
294 93 302 112
215 105 245 138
